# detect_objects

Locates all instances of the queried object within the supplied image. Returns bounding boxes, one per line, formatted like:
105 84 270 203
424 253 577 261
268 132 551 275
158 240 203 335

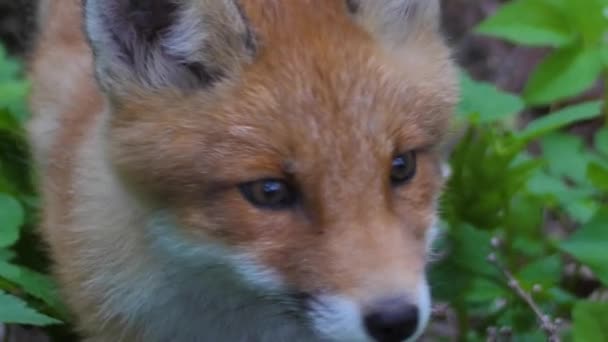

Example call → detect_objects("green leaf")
443 224 497 277
0 46 22 81
528 168 597 223
524 45 603 105
540 133 591 184
0 261 63 310
458 72 525 123
573 301 608 342
603 45 608 66
564 199 601 224
429 224 500 301
0 82 29 122
0 108 20 132
507 194 544 238
476 0 575 47
527 169 570 198
466 278 507 304
0 249 15 261
564 0 608 47
0 194 24 248
517 255 562 289
559 210 608 285
596 128 608 156
588 163 608 191
548 287 577 306
518 101 603 141
0 290 61 326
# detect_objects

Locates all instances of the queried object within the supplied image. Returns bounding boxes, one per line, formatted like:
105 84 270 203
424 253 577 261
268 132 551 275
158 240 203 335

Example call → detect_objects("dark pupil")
391 153 416 183
240 178 297 210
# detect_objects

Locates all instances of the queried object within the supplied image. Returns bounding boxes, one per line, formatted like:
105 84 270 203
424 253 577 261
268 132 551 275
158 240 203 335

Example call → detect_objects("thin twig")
487 238 561 342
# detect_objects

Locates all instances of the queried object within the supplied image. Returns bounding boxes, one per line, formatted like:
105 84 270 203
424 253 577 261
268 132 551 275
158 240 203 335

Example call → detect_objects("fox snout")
296 226 433 342
306 286 431 342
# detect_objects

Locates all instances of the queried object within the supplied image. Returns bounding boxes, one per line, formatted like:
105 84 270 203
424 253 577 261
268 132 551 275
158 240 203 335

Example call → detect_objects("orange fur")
28 1 458 341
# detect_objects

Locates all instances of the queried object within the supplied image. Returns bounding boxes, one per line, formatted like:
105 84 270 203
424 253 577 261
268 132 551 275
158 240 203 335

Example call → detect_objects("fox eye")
390 151 417 185
239 179 298 210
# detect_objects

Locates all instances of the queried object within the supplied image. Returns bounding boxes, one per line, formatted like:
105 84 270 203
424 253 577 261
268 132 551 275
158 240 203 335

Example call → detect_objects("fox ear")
84 0 255 93
347 0 441 45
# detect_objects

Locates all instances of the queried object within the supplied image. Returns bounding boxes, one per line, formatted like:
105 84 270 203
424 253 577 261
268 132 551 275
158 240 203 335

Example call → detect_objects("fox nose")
363 299 419 342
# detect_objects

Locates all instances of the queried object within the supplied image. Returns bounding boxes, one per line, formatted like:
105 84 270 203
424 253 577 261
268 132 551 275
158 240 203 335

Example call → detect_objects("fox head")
84 0 457 341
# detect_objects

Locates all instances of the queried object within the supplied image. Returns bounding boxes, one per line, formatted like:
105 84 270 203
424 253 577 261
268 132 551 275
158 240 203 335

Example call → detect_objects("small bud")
493 298 507 310
491 237 502 248
533 284 543 293
554 318 563 326
564 263 577 276
499 326 512 335
508 279 519 288
487 253 497 263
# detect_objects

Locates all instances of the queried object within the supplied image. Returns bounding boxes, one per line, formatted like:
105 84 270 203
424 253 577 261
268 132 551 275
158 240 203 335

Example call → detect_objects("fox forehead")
112 55 452 188
108 0 456 189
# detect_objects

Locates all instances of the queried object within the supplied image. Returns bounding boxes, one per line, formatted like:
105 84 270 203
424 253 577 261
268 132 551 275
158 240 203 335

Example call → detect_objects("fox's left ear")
347 0 441 46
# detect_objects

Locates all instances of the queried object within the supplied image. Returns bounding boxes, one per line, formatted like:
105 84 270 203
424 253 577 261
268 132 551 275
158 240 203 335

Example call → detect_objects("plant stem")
488 253 561 341
604 73 608 127
455 302 470 342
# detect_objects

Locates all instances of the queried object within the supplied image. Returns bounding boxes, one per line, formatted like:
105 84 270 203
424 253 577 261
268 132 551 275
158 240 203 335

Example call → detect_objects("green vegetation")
0 0 607 340
0 45 65 330
433 0 608 340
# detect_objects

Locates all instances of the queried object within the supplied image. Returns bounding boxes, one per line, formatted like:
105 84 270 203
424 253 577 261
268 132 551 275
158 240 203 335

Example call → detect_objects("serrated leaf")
518 101 603 141
524 45 603 105
458 72 525 123
0 261 63 310
507 194 544 237
445 224 497 277
429 224 500 302
0 290 61 326
573 301 608 342
476 0 574 47
0 194 24 248
559 210 608 285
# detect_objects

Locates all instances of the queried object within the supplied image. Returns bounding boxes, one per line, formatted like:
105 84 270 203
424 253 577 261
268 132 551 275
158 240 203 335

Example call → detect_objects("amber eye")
239 179 298 210
390 151 417 185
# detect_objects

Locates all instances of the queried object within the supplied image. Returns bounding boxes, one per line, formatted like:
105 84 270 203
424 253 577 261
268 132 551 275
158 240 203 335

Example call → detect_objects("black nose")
364 299 419 342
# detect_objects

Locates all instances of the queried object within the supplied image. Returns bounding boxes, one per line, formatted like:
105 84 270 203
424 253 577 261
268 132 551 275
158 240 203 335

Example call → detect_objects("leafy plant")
0 45 64 328
477 0 608 108
430 1 608 340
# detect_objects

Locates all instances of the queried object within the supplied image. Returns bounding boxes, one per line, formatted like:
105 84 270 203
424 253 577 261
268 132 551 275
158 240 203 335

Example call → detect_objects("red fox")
27 0 458 341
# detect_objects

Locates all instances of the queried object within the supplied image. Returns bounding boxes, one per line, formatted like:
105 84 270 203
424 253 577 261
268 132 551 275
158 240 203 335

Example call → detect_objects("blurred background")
0 0 607 341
